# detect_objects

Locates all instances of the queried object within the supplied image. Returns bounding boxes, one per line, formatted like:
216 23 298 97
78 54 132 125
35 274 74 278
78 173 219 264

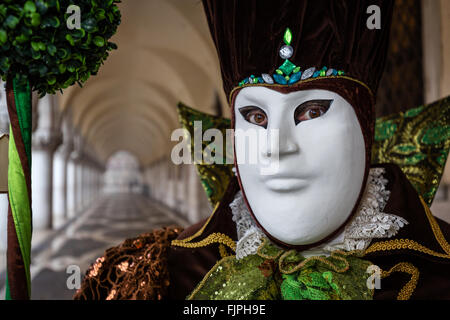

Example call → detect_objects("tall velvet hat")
202 0 394 249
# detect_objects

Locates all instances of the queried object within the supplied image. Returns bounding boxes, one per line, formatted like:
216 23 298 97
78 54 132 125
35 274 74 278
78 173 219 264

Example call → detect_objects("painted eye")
239 106 268 128
294 100 332 125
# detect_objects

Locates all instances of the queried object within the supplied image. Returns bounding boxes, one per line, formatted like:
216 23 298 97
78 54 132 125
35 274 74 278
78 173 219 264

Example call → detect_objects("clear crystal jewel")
261 73 274 84
301 67 316 80
279 45 293 59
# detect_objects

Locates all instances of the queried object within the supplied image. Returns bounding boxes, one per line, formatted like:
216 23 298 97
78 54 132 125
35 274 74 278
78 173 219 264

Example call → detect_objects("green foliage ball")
0 0 121 96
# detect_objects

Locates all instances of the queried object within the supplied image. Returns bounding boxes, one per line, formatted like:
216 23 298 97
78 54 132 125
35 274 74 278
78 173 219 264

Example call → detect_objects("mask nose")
261 126 299 158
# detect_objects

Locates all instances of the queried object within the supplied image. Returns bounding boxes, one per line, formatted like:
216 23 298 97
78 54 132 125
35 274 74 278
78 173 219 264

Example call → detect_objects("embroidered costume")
74 0 450 300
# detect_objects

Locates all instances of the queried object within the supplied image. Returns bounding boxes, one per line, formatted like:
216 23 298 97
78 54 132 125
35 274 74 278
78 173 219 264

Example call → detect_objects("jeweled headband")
229 28 373 103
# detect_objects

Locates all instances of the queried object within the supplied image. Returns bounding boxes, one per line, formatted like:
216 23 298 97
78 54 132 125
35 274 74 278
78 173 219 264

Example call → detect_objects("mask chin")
232 86 368 249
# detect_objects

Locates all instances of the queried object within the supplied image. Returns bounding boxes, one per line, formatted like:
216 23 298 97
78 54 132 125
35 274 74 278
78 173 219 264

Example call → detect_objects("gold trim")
171 232 236 252
171 202 219 246
381 262 420 300
256 237 283 260
219 244 230 258
364 238 450 259
364 197 450 259
419 196 450 255
278 250 350 275
228 75 374 104
187 255 236 300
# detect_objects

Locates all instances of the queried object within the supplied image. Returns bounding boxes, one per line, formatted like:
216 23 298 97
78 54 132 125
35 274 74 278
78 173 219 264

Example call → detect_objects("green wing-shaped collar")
373 96 450 206
178 96 450 207
177 102 234 207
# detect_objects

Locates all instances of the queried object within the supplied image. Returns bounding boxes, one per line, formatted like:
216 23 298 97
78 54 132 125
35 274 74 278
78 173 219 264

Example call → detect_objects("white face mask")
233 87 366 246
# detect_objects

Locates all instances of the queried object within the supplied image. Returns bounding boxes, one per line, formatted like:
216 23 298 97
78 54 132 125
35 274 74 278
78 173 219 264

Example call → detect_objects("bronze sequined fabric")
73 226 182 300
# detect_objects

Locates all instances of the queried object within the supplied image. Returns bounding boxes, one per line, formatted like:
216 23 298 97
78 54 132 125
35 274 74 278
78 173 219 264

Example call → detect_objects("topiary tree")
0 0 121 300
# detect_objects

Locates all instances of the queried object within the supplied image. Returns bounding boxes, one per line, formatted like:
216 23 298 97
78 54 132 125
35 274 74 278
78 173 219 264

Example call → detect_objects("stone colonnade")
0 88 104 247
143 158 212 224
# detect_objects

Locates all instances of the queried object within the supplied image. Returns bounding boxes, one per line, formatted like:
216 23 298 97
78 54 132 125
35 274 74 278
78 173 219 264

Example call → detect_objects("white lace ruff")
229 167 409 259
229 191 266 260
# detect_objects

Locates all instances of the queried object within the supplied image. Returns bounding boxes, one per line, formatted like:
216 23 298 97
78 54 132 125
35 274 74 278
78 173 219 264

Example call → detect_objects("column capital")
33 130 63 152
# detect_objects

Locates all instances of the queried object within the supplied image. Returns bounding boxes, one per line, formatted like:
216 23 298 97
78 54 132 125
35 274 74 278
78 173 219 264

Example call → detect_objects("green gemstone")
338 70 344 75
276 69 283 75
293 66 301 74
285 76 290 81
284 28 292 45
279 60 296 76
320 70 326 76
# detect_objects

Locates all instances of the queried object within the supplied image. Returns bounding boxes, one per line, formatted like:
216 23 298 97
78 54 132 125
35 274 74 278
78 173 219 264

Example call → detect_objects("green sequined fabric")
177 97 450 207
372 96 450 206
188 240 373 300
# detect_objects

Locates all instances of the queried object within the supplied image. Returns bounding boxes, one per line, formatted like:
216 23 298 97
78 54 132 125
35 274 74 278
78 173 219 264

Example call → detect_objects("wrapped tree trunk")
5 77 32 300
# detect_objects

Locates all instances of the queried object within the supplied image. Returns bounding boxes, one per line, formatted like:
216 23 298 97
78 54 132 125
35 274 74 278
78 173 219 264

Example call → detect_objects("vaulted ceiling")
58 0 228 167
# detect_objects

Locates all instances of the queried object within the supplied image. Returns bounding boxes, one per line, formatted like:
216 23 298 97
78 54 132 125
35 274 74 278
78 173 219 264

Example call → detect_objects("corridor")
0 194 188 300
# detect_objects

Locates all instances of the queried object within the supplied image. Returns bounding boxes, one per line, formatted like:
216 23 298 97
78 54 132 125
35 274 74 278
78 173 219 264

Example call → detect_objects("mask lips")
230 78 374 251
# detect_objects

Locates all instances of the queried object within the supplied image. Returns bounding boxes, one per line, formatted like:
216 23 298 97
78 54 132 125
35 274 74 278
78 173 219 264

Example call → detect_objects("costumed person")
74 0 450 300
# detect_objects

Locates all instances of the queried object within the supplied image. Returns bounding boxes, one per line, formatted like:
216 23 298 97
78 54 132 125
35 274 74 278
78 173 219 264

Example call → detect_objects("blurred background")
0 0 449 299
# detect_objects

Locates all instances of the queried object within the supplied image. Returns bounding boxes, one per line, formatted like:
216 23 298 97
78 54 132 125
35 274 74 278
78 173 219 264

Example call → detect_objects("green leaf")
30 12 41 26
93 36 105 47
47 44 57 56
82 17 98 32
65 34 75 46
41 16 60 28
31 41 41 51
95 9 106 20
284 28 292 45
0 5 7 18
0 29 7 45
35 0 49 14
47 76 56 85
38 64 48 76
58 63 66 74
24 1 37 13
57 48 69 59
5 15 20 29
32 50 41 59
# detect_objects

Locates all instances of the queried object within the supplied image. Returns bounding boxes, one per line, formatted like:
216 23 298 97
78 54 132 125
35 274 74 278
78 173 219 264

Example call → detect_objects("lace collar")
230 167 409 259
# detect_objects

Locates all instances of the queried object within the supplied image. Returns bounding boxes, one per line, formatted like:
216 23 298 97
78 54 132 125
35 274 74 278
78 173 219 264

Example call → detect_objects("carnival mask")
233 87 367 247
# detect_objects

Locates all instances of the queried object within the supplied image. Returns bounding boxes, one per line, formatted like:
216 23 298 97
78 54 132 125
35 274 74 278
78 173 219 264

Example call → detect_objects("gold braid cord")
171 204 237 253
363 197 450 299
73 226 182 300
380 263 420 300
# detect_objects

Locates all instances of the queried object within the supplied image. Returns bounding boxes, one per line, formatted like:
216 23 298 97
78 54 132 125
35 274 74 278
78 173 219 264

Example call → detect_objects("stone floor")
0 193 188 300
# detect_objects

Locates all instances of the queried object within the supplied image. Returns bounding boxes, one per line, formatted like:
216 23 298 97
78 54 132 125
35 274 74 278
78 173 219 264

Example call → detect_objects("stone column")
31 95 62 230
66 151 78 219
75 159 84 212
52 142 72 228
0 80 9 250
187 164 201 223
175 164 187 215
166 161 176 209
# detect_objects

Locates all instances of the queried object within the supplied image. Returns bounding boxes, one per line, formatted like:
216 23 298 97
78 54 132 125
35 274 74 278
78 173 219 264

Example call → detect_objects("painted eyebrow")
294 99 333 114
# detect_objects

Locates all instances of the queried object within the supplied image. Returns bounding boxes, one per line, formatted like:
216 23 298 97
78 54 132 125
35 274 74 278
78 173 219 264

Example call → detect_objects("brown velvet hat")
202 0 394 250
